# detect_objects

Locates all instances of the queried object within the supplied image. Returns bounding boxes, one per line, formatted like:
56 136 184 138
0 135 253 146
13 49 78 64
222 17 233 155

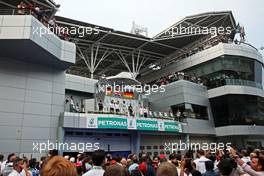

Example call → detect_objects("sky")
55 0 264 49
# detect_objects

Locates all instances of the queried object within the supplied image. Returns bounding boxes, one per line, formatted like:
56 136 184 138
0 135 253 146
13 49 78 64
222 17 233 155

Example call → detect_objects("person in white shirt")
82 150 105 176
0 154 4 175
121 101 128 115
110 100 115 113
2 153 17 176
8 157 30 176
70 96 75 112
139 106 144 117
194 150 210 174
115 101 120 113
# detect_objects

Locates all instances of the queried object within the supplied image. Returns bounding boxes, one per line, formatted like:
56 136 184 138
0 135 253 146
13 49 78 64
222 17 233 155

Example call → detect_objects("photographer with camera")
230 148 264 176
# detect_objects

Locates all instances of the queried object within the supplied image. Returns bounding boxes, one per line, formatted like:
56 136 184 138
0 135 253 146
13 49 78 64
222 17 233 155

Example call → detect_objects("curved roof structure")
0 1 236 79
55 11 236 78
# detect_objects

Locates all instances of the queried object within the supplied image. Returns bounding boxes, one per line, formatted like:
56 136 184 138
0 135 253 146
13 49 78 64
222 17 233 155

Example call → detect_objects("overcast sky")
56 0 263 49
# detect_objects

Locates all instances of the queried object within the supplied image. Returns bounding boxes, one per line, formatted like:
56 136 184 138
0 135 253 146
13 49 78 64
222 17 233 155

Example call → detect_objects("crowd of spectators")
155 72 205 87
16 1 69 40
0 147 263 176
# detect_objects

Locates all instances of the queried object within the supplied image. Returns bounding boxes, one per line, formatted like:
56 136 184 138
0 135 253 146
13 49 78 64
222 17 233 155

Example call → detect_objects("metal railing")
0 8 31 15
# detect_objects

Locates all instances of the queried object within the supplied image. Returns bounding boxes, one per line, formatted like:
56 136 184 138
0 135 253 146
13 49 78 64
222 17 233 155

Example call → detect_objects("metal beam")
57 20 180 52
76 42 162 61
73 37 165 58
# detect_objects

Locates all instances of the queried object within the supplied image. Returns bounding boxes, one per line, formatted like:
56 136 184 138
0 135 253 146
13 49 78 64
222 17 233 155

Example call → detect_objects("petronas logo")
129 120 133 127
89 118 95 125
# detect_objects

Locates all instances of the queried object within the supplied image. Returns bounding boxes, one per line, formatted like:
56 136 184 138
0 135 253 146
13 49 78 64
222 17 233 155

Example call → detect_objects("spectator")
157 162 178 176
128 104 134 117
103 164 126 176
82 149 106 176
143 107 148 118
140 153 156 176
241 150 251 164
194 150 210 174
76 162 83 176
69 157 75 163
120 157 128 168
40 156 77 176
70 96 75 112
139 106 144 117
128 154 139 174
115 101 120 113
98 100 104 112
202 161 217 176
82 156 92 173
121 101 128 115
230 148 264 176
168 154 178 166
28 158 39 176
180 158 202 176
152 156 160 172
2 153 16 176
0 154 4 175
217 158 236 176
8 156 31 176
110 100 115 113
76 103 80 113
64 155 70 160
17 2 27 15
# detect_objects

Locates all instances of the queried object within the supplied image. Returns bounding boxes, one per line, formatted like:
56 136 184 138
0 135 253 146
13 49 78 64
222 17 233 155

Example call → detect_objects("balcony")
60 112 182 133
0 11 76 69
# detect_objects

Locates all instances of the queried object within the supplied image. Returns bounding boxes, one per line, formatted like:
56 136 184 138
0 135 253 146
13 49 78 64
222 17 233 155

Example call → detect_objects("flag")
123 92 134 99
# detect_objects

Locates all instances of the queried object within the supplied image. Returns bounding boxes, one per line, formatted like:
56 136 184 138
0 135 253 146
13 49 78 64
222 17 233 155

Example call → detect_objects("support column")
77 45 112 79
131 131 140 155
184 134 190 144
57 127 65 156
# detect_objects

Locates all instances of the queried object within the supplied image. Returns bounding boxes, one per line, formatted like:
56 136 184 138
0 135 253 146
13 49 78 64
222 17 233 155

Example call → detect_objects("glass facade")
210 95 264 127
184 55 263 89
171 103 208 120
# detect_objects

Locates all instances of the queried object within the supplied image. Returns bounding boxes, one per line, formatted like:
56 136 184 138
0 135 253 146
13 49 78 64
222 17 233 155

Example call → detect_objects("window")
184 56 263 89
75 132 83 136
172 103 208 120
140 146 145 150
210 95 264 127
65 131 74 135
147 152 152 156
153 146 158 150
160 145 164 149
147 146 152 150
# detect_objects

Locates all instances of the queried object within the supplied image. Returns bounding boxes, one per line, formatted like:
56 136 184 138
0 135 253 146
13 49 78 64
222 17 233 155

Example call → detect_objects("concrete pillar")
57 127 65 156
131 131 140 155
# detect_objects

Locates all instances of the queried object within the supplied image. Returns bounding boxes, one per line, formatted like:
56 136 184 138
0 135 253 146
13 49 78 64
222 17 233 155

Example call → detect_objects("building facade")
0 9 263 159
